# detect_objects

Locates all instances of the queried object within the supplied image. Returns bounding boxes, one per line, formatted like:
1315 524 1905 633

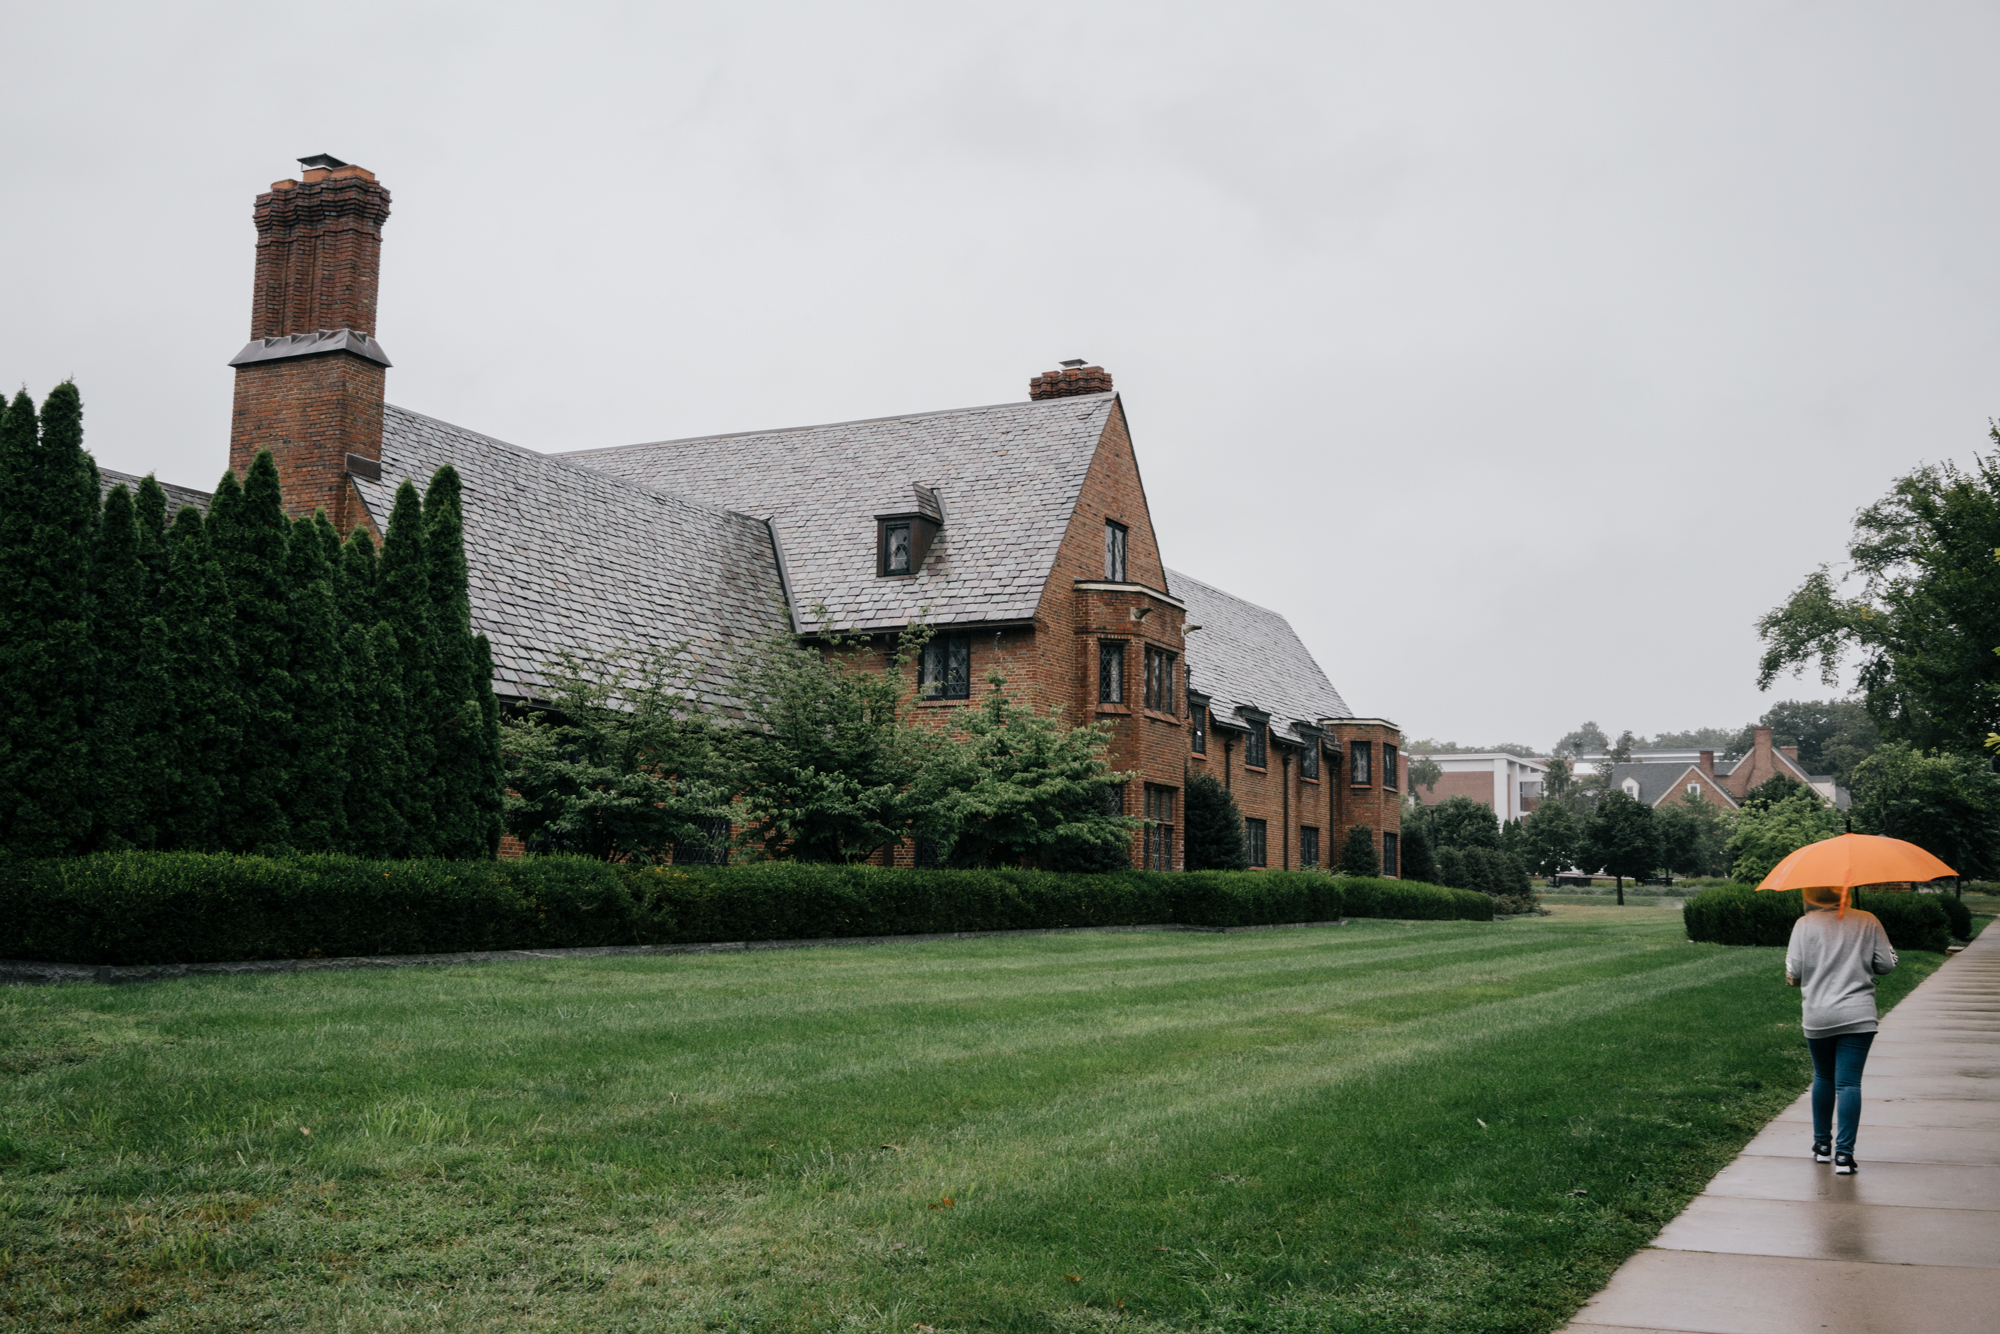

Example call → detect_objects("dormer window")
883 522 912 575
1104 520 1128 582
1191 704 1207 755
1301 740 1319 780
1246 722 1267 769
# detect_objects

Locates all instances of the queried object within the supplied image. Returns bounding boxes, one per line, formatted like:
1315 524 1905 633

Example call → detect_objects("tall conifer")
422 466 503 857
338 526 378 624
283 514 349 851
376 480 437 854
160 507 237 850
208 452 293 851
342 620 412 856
88 485 156 847
133 475 171 604
0 385 99 854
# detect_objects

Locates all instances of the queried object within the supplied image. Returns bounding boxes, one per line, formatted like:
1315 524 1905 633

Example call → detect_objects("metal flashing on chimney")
228 328 393 369
298 153 349 170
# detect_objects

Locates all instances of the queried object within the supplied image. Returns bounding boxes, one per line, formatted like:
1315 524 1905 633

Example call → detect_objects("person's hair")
1803 885 1842 909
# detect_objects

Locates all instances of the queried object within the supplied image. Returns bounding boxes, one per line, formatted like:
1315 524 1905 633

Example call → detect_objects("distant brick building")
147 158 1402 871
1607 727 1847 812
1410 753 1546 822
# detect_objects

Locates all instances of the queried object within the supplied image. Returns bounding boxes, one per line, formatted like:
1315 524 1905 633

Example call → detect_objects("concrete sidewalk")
1559 916 2000 1334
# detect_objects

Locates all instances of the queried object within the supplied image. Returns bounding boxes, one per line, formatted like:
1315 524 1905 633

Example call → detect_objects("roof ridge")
557 393 1116 458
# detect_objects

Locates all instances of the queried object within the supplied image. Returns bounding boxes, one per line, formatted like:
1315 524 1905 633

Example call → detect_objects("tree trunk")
1616 876 1624 906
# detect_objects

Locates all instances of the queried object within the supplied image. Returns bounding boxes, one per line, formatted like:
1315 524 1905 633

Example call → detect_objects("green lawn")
0 912 1940 1333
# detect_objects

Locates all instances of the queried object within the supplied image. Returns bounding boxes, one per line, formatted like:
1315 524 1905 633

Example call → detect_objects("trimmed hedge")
0 853 1492 968
1683 884 1953 953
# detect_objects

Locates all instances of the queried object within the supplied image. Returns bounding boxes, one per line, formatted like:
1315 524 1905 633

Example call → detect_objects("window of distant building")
1301 740 1319 780
1244 817 1267 868
1687 782 1701 798
1300 825 1319 869
1145 785 1175 870
881 521 912 576
1382 831 1400 878
1099 641 1125 704
919 632 971 700
1383 743 1399 790
674 816 731 866
1144 646 1175 713
1104 520 1128 582
1350 740 1372 785
1191 705 1207 755
1246 722 1267 769
1622 778 1641 799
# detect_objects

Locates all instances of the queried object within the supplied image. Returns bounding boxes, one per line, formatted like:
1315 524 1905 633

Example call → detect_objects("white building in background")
1409 752 1549 823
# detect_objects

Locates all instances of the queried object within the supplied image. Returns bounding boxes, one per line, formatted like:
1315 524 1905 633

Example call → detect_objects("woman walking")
1785 885 1897 1175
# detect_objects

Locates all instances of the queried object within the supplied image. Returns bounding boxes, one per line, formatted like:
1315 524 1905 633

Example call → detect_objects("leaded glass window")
1144 646 1175 712
919 633 971 700
1301 741 1319 780
1145 785 1175 870
1383 743 1399 790
1350 740 1372 785
1104 521 1128 582
1382 831 1400 878
1244 817 1267 868
1246 722 1267 769
1098 641 1124 703
883 522 912 575
1191 705 1207 755
1300 826 1319 870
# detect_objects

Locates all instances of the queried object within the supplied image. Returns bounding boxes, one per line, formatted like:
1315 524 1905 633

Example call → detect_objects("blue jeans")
1806 1031 1876 1155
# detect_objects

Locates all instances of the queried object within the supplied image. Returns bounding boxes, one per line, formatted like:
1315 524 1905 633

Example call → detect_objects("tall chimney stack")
228 155 392 533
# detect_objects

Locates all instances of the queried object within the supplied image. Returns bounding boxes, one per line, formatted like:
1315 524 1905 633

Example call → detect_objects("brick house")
152 157 1402 871
1607 726 1847 813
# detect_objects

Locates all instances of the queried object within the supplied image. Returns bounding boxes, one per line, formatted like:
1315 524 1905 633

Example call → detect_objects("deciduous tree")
1849 742 2000 879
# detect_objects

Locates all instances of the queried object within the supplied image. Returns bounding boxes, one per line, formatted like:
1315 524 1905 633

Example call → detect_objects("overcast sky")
4 2 1996 751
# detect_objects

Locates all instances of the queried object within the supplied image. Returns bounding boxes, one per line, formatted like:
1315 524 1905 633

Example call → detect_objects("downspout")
1223 735 1233 791
1281 750 1292 869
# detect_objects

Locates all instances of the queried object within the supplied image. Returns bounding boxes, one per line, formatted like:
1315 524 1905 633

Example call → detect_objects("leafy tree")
1519 801 1581 877
1407 752 1444 795
1743 773 1805 807
1583 790 1658 900
1429 795 1499 849
1654 792 1731 878
1462 846 1531 903
1553 721 1610 759
1608 729 1638 764
1536 754 1592 818
1758 437 2000 754
1399 799 1439 883
502 644 724 862
1646 725 1745 752
1339 824 1380 877
1849 742 2000 879
1184 769 1249 871
1725 786 1843 885
925 671 1136 870
1729 700 1880 785
1498 817 1527 862
0 385 98 855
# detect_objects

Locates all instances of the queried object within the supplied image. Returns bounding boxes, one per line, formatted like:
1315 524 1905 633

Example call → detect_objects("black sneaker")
1834 1151 1857 1175
1813 1140 1832 1163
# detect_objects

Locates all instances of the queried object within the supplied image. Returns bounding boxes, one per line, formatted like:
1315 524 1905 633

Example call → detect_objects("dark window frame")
1300 825 1319 870
674 816 732 866
1246 721 1267 769
1104 520 1129 582
1143 645 1176 713
1349 739 1373 786
1300 740 1319 780
1244 817 1267 868
881 521 913 576
1190 704 1207 755
1098 640 1126 704
1144 784 1175 871
1383 743 1400 791
1382 830 1400 878
918 632 972 700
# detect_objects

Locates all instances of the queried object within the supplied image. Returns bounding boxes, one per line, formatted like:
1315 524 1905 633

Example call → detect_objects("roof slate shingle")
354 405 790 709
1168 568 1353 745
560 395 1116 633
99 468 214 518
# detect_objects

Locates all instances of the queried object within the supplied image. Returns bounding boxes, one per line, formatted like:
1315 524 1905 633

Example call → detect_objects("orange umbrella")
1756 833 1957 898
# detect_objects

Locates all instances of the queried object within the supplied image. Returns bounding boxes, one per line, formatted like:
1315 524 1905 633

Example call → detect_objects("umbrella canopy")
1756 832 1957 892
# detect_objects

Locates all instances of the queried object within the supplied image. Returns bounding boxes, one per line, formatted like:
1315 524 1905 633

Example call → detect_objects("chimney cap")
298 153 349 171
1058 358 1087 368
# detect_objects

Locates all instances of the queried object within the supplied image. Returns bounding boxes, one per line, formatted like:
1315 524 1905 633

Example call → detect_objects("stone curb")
0 919 1349 987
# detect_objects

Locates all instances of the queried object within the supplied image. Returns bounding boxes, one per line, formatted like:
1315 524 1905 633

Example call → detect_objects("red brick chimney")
228 156 393 533
1780 744 1800 762
1029 361 1113 400
1698 750 1715 779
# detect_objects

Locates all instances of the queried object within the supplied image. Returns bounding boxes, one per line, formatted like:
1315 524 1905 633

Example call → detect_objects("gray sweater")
1785 906 1897 1038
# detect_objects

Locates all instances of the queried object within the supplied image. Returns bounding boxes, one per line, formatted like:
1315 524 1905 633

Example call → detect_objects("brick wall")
230 355 384 536
1415 771 1499 808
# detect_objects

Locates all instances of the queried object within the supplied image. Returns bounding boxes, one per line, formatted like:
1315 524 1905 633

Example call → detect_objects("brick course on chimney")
1029 365 1113 400
228 161 393 535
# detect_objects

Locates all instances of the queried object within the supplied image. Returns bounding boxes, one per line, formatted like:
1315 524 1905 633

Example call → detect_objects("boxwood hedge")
0 853 1493 968
1683 884 1956 953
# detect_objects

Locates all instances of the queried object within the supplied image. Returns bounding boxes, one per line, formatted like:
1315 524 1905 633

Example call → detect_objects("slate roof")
1608 761 1743 810
1168 568 1352 746
100 468 213 518
560 394 1118 634
352 405 790 709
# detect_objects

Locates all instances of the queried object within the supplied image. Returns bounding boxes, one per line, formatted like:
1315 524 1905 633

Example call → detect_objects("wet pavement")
1558 915 2000 1334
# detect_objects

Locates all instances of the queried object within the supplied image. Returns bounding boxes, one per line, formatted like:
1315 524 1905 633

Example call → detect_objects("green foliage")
501 645 725 863
1553 720 1610 758
1183 769 1249 870
1743 772 1805 807
1519 801 1583 877
1683 885 1952 952
1338 824 1379 877
1430 794 1500 849
210 454 296 852
1655 793 1733 877
1398 802 1439 883
1407 752 1444 794
1849 741 2000 878
1584 790 1659 887
86 484 159 849
1725 785 1845 884
423 468 505 858
1758 437 2000 754
1933 891 1973 940
1730 700 1880 785
1339 875 1495 921
375 480 439 854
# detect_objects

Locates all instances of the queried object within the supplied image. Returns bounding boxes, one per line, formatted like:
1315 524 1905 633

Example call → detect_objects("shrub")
1683 884 1952 953
1340 877 1494 922
1928 891 1973 941
1338 825 1380 877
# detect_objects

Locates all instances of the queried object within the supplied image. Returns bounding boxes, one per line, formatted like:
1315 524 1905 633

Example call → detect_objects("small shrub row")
0 854 1493 967
1683 884 1958 953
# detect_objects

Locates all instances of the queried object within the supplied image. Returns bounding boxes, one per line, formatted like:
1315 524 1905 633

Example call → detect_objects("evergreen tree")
422 466 503 857
1398 802 1439 883
208 452 293 851
87 485 156 847
337 525 378 623
1184 769 1250 870
376 480 438 854
1339 824 1381 877
342 620 413 856
0 384 99 855
282 514 349 852
159 507 237 850
133 474 172 603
